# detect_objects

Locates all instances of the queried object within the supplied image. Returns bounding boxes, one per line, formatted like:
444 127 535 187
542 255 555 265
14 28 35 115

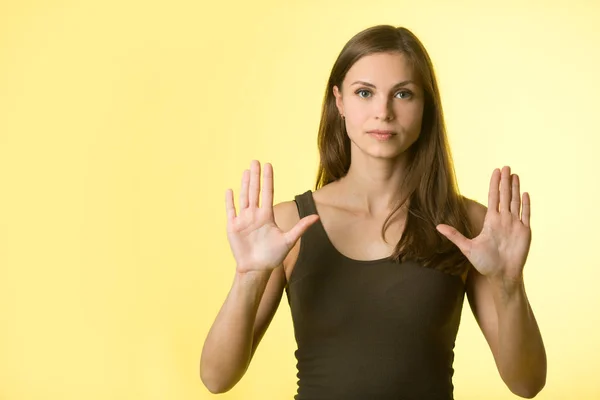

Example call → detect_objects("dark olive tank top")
284 190 466 400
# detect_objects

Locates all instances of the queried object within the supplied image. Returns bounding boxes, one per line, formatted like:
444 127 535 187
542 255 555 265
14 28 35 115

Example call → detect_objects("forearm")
491 279 547 398
200 270 272 393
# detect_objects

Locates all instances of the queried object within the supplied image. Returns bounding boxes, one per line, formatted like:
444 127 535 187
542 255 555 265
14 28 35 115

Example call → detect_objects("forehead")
344 52 415 86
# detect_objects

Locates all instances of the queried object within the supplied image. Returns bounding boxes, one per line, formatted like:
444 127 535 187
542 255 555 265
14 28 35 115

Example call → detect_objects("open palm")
226 160 319 273
437 166 531 282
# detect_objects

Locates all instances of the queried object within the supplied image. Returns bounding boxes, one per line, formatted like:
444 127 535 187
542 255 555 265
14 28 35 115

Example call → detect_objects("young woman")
200 25 547 399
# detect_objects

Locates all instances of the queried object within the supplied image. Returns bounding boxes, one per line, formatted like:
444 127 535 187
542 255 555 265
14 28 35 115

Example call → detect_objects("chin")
364 147 406 159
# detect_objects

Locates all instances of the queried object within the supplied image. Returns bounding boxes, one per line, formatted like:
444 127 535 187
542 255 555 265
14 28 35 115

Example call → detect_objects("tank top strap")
293 190 330 246
294 190 318 218
289 190 334 285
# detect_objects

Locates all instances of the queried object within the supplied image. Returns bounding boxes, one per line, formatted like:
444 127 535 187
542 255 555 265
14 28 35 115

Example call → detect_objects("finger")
499 166 511 212
436 224 472 256
239 169 250 209
522 192 531 227
261 162 274 212
284 214 320 246
510 174 521 217
248 160 260 208
225 189 236 222
488 168 501 212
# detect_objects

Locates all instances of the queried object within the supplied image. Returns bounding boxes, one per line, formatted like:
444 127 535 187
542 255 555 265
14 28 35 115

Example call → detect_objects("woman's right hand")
225 160 319 274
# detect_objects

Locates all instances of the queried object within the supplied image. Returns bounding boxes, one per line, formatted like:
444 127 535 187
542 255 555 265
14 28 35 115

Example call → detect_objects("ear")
333 85 344 117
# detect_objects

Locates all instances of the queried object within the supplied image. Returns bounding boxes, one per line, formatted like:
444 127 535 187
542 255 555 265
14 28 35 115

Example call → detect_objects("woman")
200 25 547 399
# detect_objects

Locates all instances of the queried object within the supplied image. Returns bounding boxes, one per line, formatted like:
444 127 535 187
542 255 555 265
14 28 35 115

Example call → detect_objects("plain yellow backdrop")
1 0 599 399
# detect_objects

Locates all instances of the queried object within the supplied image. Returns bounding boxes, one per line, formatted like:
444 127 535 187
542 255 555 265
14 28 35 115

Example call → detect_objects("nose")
374 95 394 121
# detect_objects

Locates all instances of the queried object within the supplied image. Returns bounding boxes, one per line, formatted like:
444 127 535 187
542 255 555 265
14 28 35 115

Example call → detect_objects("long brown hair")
315 25 473 275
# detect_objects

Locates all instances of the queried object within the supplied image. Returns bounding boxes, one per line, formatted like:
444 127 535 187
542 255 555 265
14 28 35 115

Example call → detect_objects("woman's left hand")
436 166 531 286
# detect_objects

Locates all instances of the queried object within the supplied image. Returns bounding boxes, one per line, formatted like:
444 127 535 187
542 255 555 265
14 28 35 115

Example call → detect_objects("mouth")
367 130 396 141
367 130 395 134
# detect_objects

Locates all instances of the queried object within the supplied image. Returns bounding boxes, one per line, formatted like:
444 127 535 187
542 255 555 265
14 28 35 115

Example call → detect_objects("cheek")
345 102 370 126
397 103 424 128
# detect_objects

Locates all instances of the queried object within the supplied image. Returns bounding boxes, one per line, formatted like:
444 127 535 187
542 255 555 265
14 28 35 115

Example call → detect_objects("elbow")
508 375 546 399
205 384 229 395
511 385 544 399
200 356 248 394
200 369 230 394
501 352 547 398
200 362 232 394
199 344 252 394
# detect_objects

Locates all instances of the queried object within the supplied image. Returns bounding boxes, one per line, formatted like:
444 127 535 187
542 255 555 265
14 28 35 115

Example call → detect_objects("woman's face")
333 52 425 160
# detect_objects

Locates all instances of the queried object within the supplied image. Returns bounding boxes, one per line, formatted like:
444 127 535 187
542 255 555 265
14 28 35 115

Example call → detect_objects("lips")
367 130 396 135
368 131 395 141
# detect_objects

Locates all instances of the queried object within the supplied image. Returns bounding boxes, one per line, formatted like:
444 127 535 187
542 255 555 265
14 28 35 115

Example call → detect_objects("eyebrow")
350 80 416 89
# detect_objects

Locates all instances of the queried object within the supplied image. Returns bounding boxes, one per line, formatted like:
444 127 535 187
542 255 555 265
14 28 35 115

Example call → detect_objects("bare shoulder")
273 200 301 230
311 182 338 205
462 196 487 235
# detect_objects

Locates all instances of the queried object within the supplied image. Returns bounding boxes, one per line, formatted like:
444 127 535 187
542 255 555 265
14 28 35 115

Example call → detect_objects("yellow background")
1 0 598 399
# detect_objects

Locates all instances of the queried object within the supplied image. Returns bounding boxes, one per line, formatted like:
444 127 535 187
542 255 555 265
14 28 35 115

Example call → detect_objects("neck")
335 152 410 217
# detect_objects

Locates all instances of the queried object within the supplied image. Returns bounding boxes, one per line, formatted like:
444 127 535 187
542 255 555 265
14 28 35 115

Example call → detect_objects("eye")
395 90 413 99
356 89 372 98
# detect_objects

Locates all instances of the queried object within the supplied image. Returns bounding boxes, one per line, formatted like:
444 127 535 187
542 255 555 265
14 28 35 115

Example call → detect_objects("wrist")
231 269 273 305
487 273 526 304
234 268 272 285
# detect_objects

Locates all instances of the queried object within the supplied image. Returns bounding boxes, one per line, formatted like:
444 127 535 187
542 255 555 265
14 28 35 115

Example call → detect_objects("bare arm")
200 161 316 394
200 267 283 394
437 167 546 398
466 201 546 398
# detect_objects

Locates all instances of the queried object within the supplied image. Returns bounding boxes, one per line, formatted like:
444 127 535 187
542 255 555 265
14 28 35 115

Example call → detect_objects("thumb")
284 214 320 246
436 224 471 256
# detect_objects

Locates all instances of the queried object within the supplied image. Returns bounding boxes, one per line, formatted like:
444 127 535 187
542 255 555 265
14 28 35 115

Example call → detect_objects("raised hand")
436 166 532 284
225 160 320 274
